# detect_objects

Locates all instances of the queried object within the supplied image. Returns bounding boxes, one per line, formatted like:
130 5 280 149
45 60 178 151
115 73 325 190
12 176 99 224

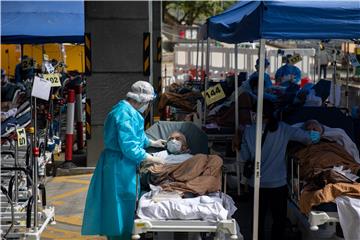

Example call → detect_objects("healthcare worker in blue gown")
82 81 167 240
248 58 272 89
275 54 302 86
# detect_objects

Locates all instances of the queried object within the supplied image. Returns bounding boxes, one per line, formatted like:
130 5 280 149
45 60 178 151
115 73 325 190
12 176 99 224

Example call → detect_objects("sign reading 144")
203 83 226 106
43 73 62 87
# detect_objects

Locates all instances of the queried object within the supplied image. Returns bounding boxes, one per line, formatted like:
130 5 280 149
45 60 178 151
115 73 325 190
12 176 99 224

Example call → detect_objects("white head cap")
126 81 155 103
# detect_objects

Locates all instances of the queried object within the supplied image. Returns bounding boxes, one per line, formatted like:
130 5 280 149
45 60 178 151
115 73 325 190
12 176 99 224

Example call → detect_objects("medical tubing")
39 184 47 207
8 176 15 201
26 196 34 229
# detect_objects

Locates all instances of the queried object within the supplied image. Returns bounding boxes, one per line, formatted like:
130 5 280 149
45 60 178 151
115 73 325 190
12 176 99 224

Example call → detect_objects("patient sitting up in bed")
151 131 193 164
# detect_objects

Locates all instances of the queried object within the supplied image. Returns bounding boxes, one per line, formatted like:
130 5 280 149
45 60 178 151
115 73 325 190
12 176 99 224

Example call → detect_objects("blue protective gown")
248 71 273 89
82 100 149 239
275 64 301 84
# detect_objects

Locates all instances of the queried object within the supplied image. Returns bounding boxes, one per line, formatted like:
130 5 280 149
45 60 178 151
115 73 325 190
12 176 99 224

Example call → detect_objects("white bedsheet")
137 189 237 222
336 196 360 240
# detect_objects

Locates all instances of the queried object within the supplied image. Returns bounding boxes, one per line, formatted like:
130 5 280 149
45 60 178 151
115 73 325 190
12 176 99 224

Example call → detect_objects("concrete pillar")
85 2 162 166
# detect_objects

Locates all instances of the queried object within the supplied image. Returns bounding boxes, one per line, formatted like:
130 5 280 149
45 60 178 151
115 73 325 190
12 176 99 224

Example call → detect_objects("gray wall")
85 1 161 166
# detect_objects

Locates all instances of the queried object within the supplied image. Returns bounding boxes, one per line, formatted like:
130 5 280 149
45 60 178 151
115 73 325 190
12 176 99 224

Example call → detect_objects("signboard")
288 54 302 64
43 73 62 87
349 54 360 67
203 83 226 106
31 76 51 101
16 128 27 147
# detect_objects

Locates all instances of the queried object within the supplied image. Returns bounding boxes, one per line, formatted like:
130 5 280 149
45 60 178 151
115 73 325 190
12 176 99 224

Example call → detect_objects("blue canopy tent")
203 2 360 239
1 1 84 44
207 1 360 43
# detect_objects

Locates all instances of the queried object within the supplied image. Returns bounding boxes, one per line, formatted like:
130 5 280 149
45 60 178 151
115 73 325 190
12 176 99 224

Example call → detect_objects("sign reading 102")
43 73 62 87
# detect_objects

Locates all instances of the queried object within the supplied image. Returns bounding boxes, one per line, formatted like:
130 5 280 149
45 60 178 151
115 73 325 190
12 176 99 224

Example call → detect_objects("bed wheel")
131 234 141 240
230 234 238 239
310 225 319 231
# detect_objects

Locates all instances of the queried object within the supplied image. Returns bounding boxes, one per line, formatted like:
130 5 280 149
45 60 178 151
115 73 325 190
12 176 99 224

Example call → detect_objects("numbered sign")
203 83 226 106
349 54 360 67
16 128 27 147
43 73 62 87
288 54 302 64
43 54 49 61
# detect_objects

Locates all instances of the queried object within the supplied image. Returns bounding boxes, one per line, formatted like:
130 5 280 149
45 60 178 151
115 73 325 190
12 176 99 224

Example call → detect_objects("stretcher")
132 121 242 240
283 106 356 232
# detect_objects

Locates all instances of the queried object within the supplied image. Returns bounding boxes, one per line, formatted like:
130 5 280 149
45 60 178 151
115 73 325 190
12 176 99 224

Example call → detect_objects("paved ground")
42 174 104 240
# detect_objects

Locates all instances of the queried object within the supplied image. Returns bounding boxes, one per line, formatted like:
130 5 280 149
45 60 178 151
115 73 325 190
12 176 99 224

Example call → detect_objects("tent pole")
317 42 321 82
21 44 24 60
203 38 210 125
346 42 350 109
253 38 266 240
332 50 337 106
201 40 204 79
234 44 240 196
148 0 154 125
195 36 200 81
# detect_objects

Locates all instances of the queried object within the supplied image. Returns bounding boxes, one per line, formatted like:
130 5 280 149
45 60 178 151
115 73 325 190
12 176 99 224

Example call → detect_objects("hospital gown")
82 100 149 238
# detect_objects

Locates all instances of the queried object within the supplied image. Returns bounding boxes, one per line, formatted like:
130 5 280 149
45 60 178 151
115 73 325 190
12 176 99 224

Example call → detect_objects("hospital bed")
132 121 242 240
283 106 356 232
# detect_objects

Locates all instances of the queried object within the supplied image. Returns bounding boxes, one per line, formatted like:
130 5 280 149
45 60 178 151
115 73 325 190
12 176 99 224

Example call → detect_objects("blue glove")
310 130 320 143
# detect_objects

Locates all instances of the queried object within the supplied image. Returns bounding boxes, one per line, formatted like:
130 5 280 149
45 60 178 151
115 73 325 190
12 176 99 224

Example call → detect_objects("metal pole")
317 43 321 82
14 140 19 204
332 50 337 106
196 38 200 81
252 39 266 240
203 38 210 125
346 42 350 109
75 85 84 151
234 44 241 196
33 97 38 230
201 40 204 79
148 0 154 125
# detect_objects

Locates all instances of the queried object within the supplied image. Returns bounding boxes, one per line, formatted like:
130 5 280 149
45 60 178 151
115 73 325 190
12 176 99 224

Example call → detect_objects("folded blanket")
300 182 360 214
294 142 360 181
144 154 222 195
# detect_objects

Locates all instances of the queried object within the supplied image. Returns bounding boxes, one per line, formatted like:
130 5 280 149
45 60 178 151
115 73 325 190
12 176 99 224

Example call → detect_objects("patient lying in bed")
151 131 193 164
290 120 360 213
143 131 222 196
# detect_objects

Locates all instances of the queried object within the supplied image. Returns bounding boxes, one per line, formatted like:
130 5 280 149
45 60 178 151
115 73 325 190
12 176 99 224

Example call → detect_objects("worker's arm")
117 114 148 164
286 123 312 145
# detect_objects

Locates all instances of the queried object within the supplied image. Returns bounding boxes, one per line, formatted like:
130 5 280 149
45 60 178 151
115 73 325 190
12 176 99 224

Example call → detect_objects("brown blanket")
147 154 222 195
300 182 360 214
294 141 360 181
158 92 203 113
293 141 360 213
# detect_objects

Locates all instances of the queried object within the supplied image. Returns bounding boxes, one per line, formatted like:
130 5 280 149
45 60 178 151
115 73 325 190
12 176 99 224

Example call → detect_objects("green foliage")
164 1 235 26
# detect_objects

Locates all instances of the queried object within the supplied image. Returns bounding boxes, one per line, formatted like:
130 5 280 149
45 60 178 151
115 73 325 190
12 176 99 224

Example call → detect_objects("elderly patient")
151 131 193 164
293 119 360 184
143 131 223 195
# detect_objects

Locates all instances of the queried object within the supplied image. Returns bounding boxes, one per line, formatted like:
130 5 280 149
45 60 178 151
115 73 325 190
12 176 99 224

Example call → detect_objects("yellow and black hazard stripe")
85 98 91 139
143 32 150 76
85 33 92 75
156 37 162 63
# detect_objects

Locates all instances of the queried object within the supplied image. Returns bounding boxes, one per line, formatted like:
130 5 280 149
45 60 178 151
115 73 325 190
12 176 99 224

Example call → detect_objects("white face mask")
167 139 182 154
138 102 149 113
